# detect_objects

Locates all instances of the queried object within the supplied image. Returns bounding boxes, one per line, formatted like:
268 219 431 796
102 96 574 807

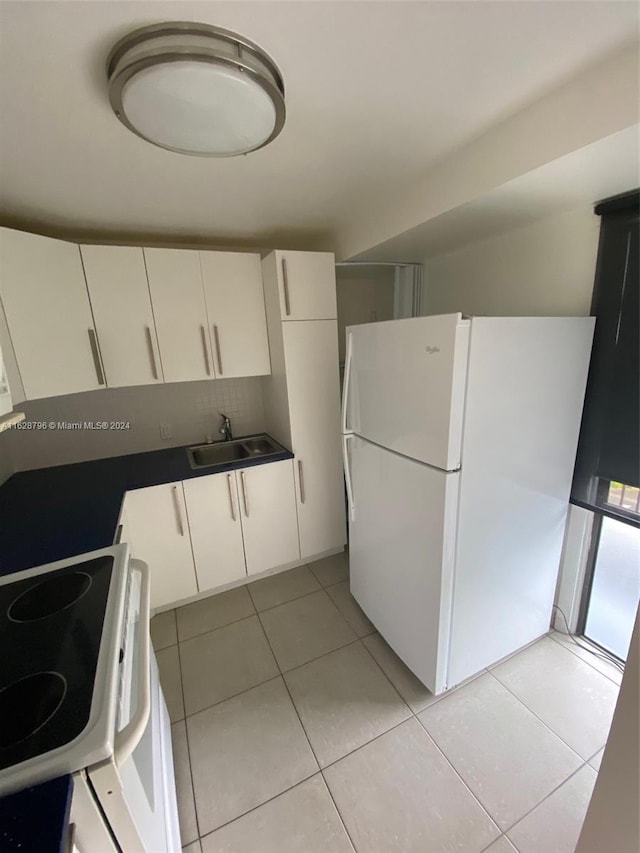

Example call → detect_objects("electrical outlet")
159 422 172 440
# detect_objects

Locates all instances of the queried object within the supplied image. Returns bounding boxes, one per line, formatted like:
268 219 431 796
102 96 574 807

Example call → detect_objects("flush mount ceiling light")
107 22 285 157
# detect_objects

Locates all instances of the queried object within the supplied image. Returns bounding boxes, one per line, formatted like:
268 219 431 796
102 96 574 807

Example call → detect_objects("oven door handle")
114 558 151 767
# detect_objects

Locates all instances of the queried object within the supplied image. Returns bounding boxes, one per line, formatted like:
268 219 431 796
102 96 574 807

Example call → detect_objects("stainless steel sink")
187 433 285 470
243 436 278 455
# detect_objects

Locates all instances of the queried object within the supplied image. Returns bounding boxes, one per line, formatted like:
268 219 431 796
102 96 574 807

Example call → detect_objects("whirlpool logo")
425 345 440 355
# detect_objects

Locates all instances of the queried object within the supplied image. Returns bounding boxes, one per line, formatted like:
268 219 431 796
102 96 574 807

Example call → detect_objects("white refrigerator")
342 313 595 695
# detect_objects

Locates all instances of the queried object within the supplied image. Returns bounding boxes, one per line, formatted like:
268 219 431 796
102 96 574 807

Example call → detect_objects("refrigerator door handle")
342 434 355 521
341 331 353 433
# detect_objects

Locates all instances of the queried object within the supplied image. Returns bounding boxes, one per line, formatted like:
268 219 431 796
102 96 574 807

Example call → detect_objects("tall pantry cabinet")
261 251 347 560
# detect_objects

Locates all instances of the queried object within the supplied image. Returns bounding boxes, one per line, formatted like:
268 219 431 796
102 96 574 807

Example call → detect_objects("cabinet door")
274 251 337 321
238 460 300 575
283 321 347 558
81 245 163 388
0 228 104 399
183 472 246 590
123 483 198 609
200 251 271 378
144 248 213 383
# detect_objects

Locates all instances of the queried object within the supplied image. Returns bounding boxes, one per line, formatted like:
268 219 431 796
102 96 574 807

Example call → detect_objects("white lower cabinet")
237 460 300 576
124 460 301 608
182 471 246 590
123 483 198 610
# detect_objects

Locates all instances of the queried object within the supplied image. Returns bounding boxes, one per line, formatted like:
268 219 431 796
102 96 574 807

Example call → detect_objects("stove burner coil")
8 572 92 622
0 672 67 749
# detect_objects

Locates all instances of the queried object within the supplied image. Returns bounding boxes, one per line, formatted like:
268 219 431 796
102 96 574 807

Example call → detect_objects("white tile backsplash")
5 377 266 471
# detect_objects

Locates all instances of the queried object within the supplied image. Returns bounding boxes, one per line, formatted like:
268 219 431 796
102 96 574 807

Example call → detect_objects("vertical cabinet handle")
227 474 236 522
298 460 306 504
172 486 185 536
241 471 249 517
88 328 105 386
200 325 211 376
213 324 223 375
145 326 159 380
281 257 291 316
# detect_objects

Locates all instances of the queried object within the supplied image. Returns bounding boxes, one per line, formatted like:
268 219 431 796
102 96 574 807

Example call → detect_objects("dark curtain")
571 190 640 524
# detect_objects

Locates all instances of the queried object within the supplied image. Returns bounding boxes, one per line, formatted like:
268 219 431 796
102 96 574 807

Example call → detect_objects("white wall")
422 206 599 317
336 43 638 260
5 377 266 472
336 270 395 361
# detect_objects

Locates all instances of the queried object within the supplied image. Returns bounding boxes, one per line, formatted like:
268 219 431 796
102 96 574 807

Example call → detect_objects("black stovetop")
0 557 114 771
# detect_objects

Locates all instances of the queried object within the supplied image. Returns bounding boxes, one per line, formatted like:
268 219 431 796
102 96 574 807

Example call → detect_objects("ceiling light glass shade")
107 23 285 157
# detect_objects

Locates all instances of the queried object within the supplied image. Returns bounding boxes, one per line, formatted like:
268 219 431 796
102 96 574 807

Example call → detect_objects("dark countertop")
0 437 293 827
0 774 73 852
0 436 293 576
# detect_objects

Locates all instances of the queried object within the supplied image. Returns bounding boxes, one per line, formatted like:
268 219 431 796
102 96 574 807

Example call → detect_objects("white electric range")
0 545 180 852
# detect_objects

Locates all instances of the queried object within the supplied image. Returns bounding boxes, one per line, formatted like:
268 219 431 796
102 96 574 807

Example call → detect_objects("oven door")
87 560 180 852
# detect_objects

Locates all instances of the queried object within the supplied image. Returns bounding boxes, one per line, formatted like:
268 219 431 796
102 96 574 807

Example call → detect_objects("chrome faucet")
219 413 233 442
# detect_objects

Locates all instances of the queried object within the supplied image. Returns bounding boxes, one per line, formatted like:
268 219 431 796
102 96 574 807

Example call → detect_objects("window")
581 512 640 661
603 481 640 515
571 190 639 523
571 190 639 663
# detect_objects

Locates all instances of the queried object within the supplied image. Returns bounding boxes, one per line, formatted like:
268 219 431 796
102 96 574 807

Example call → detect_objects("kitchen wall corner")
421 205 599 318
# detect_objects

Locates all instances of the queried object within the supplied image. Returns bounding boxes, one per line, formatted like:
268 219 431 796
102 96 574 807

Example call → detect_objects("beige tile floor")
151 551 621 853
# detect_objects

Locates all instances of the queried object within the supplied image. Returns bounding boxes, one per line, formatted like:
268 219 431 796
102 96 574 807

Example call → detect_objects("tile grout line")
361 635 490 716
254 607 323 768
497 758 597 840
177 593 258 645
485 667 603 762
411 713 502 839
548 631 623 686
357 633 419 713
478 832 509 853
315 774 359 853
250 581 325 615
196 772 338 846
177 633 368 725
254 606 361 853
174 630 203 845
155 557 349 650
176 582 345 648
162 596 602 850
352 641 602 840
474 671 605 836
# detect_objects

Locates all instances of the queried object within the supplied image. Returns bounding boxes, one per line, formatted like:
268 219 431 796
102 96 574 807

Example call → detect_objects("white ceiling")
0 1 638 250
355 124 640 262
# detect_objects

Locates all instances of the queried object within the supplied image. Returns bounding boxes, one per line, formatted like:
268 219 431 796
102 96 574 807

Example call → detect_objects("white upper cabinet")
272 251 337 321
81 245 163 388
283 321 347 558
182 471 247 590
0 227 105 400
144 248 212 383
238 460 300 575
200 251 270 378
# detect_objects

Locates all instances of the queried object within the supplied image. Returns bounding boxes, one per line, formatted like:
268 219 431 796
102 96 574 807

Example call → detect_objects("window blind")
571 190 640 526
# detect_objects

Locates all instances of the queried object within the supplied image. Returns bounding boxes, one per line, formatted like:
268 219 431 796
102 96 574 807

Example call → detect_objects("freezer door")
344 314 469 470
348 435 459 694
